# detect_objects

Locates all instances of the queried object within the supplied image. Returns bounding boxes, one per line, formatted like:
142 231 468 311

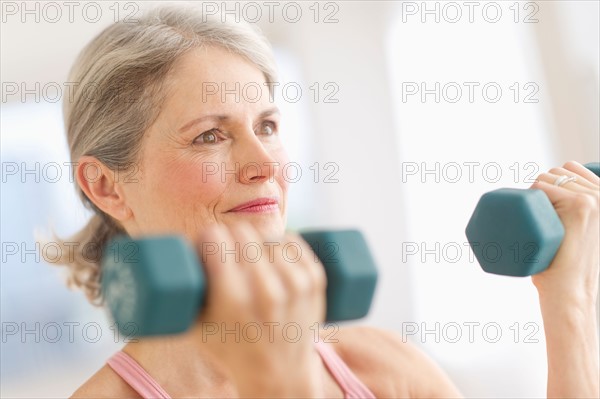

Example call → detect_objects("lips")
228 197 280 212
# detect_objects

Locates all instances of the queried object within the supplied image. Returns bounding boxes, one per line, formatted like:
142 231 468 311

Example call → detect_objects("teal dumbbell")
465 162 599 276
101 230 378 336
586 162 600 176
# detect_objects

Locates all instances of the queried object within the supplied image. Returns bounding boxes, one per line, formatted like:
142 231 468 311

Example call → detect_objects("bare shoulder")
70 364 140 398
323 325 462 398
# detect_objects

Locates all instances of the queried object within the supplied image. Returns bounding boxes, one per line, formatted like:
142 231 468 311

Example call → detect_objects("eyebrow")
178 107 281 133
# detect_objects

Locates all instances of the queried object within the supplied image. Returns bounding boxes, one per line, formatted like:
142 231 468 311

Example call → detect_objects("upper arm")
331 326 463 398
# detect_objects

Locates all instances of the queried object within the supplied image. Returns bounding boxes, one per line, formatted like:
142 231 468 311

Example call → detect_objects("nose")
234 132 280 184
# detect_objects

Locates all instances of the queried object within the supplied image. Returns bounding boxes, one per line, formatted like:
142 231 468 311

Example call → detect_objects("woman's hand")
530 160 599 305
529 160 599 398
191 222 327 398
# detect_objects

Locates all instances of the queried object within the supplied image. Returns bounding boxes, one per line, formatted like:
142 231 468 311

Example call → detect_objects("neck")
121 325 234 393
119 324 341 397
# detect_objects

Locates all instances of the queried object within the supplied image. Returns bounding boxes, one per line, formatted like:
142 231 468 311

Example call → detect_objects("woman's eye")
259 121 277 136
194 130 219 145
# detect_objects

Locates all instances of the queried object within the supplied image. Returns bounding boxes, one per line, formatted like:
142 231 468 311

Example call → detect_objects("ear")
76 156 131 221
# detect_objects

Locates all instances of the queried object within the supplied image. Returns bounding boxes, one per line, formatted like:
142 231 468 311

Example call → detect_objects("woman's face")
120 45 289 241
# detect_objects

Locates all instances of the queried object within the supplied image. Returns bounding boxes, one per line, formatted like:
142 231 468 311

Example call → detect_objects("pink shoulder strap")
108 343 375 399
106 351 171 399
314 341 377 399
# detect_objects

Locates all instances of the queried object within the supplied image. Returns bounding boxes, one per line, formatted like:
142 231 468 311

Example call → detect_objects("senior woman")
51 5 599 398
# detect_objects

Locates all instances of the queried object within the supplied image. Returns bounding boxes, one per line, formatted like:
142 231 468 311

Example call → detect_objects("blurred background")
1 1 598 397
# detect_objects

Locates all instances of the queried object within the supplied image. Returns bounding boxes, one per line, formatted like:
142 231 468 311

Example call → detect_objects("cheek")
159 157 226 207
133 154 227 229
271 146 291 193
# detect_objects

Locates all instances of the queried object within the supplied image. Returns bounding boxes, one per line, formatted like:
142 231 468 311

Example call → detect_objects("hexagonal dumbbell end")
300 230 378 321
466 162 599 277
465 188 565 276
102 236 205 336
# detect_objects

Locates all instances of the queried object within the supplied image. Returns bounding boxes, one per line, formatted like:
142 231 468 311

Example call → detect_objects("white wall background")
1 1 598 397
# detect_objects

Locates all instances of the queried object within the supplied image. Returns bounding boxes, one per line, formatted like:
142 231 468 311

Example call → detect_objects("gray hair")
44 5 278 304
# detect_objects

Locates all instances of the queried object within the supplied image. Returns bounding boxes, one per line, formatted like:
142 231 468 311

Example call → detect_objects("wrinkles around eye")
193 121 279 146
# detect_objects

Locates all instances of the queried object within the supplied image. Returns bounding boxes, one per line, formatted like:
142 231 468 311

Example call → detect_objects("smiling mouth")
227 197 280 213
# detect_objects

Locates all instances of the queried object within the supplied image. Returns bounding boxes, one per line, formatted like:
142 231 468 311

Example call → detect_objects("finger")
291 234 327 299
531 179 576 207
227 221 257 269
280 234 326 320
548 167 598 190
197 224 228 274
266 234 310 301
563 160 600 186
197 224 245 304
233 224 288 317
536 172 593 194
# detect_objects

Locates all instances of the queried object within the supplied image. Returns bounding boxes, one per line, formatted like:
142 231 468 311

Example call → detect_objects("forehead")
162 45 271 113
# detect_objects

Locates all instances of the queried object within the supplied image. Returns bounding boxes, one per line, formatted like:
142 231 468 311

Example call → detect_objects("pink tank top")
106 341 376 398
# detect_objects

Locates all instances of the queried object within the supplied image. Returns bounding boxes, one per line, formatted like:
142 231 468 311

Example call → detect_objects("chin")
235 215 285 237
218 210 287 237
251 218 286 237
